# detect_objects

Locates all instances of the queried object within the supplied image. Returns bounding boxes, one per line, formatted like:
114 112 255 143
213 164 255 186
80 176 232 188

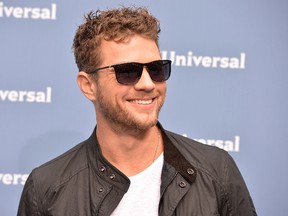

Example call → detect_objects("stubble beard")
96 88 165 134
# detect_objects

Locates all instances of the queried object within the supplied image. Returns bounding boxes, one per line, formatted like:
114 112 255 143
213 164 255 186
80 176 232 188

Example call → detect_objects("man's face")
93 35 167 132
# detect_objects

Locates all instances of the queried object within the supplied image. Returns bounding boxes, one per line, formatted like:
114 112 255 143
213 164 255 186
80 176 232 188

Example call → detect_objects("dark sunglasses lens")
114 60 171 84
114 63 142 84
147 60 171 82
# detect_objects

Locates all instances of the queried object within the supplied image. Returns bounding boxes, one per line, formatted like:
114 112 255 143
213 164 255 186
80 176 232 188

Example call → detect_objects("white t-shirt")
110 153 164 216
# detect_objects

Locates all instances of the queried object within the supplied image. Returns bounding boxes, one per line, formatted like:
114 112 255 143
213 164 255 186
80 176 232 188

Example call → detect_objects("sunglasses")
87 60 171 85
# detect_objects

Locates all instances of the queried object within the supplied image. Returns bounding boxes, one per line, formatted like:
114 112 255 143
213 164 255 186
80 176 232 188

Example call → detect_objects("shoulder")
18 137 95 214
164 130 257 215
29 139 89 199
165 130 229 160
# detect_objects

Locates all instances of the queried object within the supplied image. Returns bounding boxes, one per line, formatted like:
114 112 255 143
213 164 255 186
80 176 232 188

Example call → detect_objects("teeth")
131 99 153 105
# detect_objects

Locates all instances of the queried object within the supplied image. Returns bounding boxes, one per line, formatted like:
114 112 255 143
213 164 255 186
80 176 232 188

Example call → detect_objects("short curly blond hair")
73 7 161 72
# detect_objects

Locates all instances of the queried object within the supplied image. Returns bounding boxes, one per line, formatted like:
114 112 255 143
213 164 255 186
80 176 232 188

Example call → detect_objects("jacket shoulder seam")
41 164 89 208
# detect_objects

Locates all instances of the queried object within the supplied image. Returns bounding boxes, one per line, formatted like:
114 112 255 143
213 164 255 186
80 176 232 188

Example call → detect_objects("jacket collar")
158 122 197 184
86 127 130 192
85 122 196 191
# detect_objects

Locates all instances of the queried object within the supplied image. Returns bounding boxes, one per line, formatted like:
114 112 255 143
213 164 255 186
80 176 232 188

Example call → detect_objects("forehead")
100 35 160 65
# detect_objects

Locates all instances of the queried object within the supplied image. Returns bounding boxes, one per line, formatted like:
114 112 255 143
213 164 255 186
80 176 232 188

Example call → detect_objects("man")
18 7 257 216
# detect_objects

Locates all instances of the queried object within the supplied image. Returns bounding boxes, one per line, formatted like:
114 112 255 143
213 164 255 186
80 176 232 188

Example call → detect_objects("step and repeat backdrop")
1 0 287 215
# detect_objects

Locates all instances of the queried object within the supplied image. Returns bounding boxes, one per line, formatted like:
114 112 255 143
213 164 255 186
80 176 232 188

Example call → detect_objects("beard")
95 84 165 133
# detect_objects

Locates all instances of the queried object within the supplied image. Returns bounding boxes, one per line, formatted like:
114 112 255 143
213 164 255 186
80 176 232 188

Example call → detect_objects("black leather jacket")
18 124 257 216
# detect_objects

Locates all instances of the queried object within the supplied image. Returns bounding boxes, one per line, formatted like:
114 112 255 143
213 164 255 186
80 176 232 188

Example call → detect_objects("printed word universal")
182 134 240 152
0 87 52 103
0 2 57 20
0 173 28 185
161 51 246 69
195 136 240 152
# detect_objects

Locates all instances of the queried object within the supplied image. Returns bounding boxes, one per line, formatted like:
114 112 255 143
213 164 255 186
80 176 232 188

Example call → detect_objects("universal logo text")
0 2 57 20
161 51 246 69
0 87 52 103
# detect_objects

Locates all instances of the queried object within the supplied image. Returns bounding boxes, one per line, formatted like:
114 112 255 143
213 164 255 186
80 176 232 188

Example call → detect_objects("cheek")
158 83 167 95
96 83 124 105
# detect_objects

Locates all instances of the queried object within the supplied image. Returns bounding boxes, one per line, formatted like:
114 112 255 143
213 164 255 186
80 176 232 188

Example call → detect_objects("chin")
132 117 158 131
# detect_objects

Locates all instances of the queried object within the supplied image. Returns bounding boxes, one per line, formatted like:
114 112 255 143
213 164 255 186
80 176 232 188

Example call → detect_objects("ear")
77 71 97 101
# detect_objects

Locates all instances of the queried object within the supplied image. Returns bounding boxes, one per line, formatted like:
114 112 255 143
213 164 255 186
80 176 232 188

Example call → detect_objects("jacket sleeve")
17 172 41 216
221 153 257 216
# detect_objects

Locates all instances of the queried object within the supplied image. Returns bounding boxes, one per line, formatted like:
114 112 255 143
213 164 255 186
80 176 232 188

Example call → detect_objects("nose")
134 68 155 91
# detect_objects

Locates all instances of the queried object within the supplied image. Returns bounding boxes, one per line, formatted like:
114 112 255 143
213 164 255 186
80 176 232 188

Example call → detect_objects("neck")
96 122 163 177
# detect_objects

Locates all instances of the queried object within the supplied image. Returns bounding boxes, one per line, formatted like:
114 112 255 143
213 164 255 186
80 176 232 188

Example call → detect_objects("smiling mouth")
129 99 154 105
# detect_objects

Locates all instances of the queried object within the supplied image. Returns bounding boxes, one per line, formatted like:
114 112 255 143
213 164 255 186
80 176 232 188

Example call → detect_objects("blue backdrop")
1 0 287 215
